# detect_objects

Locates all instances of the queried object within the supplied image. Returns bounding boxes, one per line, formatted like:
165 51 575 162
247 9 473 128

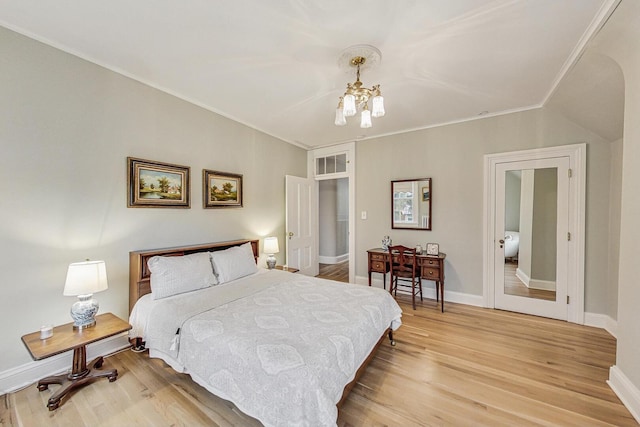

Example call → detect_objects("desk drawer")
422 258 439 268
371 260 387 272
370 253 386 262
422 267 440 279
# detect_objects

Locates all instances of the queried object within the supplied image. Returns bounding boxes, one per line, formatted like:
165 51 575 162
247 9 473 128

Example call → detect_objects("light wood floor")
504 261 556 301
2 297 636 426
318 261 349 282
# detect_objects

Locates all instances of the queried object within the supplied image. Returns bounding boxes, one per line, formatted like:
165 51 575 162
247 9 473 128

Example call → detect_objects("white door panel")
285 175 318 276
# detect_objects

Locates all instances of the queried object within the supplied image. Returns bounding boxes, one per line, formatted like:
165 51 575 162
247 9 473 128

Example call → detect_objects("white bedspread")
130 269 402 427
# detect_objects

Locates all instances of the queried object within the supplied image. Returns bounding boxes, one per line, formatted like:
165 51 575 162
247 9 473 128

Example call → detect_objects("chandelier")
334 45 385 128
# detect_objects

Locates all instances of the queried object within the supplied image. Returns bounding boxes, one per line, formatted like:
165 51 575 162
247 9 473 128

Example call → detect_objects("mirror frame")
391 178 432 230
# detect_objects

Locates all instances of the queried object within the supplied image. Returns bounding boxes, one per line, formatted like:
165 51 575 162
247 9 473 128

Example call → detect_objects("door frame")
483 143 586 323
308 142 356 283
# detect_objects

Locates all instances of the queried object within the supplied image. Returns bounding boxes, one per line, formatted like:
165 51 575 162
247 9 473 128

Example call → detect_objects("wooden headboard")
129 239 259 314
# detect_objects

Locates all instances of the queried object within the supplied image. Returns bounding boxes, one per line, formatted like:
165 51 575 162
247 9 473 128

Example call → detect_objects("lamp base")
266 254 276 269
70 294 99 330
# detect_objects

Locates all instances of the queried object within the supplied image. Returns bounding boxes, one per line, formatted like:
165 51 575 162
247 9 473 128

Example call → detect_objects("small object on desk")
40 325 53 340
21 312 131 411
415 244 422 253
381 235 391 251
426 243 439 256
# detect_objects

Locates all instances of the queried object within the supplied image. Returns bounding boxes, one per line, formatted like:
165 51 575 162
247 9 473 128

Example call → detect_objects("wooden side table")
274 265 299 273
21 312 131 410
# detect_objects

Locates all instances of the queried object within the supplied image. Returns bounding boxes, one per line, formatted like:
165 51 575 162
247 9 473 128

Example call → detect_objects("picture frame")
426 243 439 256
422 186 430 202
127 157 190 208
203 169 243 208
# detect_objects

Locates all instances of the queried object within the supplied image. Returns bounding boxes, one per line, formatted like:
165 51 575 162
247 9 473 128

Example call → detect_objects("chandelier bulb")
372 93 385 118
360 105 372 129
335 103 346 126
343 94 356 117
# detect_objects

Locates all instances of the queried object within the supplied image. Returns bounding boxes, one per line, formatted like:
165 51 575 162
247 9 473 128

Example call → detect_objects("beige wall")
355 107 614 313
319 178 349 260
591 0 640 392
607 138 622 321
531 168 557 283
0 27 306 372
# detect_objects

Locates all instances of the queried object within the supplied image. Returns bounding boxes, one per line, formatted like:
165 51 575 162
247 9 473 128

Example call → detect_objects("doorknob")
499 239 504 248
288 232 294 240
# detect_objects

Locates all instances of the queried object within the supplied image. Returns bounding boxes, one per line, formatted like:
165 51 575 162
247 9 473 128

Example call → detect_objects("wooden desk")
21 313 131 410
367 248 446 312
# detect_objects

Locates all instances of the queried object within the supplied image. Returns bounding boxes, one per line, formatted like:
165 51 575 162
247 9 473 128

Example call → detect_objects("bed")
128 239 402 427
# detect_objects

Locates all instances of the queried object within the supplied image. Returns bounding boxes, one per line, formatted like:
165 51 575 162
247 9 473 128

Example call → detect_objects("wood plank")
4 298 637 426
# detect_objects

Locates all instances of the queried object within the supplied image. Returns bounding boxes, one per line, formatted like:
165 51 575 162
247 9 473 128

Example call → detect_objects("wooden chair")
388 245 423 310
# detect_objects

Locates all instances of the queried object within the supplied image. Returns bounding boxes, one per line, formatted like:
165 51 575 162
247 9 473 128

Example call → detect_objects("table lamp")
63 260 109 330
263 237 279 269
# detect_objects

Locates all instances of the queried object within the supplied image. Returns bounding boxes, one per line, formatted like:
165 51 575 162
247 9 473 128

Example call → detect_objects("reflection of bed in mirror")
128 239 402 426
504 231 519 259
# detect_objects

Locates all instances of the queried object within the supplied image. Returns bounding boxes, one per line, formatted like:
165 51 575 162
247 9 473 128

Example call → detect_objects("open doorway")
309 142 356 283
318 178 349 282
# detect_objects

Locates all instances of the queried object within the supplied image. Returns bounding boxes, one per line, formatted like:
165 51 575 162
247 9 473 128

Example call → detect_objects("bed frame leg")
388 330 396 346
130 337 146 353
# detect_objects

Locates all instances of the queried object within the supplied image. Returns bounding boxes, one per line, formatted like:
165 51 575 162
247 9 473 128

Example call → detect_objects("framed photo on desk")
426 243 439 256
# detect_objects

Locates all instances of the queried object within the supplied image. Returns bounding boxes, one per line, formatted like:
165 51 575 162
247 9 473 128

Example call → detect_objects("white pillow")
148 252 217 300
210 242 258 284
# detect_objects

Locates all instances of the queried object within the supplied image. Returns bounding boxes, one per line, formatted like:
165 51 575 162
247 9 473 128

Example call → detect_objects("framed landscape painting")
203 169 243 208
127 157 190 208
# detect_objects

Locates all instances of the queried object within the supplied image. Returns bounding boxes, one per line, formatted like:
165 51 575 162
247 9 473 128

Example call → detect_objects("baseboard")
584 312 617 338
608 365 640 424
355 275 484 307
528 279 556 291
515 268 530 286
318 254 348 264
0 333 130 395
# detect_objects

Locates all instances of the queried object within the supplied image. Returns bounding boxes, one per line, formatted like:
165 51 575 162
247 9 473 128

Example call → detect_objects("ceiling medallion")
334 45 385 129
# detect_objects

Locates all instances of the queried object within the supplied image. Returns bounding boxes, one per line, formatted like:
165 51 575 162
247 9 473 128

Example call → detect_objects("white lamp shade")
63 260 109 296
343 94 356 117
334 107 346 126
372 95 385 117
264 237 280 255
360 108 372 128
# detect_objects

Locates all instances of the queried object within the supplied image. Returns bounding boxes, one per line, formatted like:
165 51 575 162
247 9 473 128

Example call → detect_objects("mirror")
503 168 557 301
391 178 432 230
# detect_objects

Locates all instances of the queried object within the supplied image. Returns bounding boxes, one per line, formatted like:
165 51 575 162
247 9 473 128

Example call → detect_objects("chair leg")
419 278 423 301
411 278 416 310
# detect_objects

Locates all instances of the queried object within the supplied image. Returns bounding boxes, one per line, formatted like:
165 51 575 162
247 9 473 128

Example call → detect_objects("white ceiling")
0 0 619 148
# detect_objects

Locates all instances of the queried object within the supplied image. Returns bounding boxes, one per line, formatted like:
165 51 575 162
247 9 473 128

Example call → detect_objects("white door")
494 157 570 320
285 175 318 276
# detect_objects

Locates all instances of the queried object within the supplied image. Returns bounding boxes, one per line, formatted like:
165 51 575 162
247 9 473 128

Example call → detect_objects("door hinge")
568 168 572 178
567 232 571 241
566 295 570 304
